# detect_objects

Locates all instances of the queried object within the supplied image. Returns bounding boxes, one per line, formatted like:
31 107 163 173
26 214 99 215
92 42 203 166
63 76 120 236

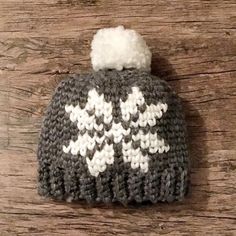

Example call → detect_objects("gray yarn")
37 69 189 204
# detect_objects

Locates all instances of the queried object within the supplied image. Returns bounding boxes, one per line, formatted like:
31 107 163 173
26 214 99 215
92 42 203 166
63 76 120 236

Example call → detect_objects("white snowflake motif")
63 87 170 177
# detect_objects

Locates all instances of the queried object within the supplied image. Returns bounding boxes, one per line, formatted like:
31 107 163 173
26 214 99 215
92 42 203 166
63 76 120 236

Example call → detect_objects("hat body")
38 69 189 204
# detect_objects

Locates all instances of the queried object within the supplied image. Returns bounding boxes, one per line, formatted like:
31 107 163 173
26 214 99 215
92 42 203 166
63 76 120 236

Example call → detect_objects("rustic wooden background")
0 0 236 235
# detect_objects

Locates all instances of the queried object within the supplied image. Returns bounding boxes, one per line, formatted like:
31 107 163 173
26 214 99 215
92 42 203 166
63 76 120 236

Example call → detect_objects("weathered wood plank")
0 0 235 235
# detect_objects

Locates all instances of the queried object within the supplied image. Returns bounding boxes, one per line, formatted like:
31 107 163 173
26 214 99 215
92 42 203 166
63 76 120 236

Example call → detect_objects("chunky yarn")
37 69 189 204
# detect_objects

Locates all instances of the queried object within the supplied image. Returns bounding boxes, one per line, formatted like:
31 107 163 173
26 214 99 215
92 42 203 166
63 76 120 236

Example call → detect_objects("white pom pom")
90 26 152 72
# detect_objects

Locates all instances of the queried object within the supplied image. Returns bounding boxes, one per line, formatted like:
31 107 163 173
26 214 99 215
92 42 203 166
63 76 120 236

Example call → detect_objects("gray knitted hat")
38 26 189 204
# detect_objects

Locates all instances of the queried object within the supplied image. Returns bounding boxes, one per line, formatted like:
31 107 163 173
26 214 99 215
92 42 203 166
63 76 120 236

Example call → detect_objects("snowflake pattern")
63 87 170 177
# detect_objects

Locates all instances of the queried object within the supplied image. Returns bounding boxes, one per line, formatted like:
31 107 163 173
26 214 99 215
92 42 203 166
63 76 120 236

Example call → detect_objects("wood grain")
0 0 236 235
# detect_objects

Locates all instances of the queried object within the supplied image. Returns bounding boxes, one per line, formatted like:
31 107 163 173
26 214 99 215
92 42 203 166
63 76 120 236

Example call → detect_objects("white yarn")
90 26 152 71
122 144 149 173
86 143 114 177
120 87 168 127
63 87 169 177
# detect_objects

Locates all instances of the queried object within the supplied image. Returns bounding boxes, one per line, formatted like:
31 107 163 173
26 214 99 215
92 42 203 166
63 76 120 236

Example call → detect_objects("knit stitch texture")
37 69 189 204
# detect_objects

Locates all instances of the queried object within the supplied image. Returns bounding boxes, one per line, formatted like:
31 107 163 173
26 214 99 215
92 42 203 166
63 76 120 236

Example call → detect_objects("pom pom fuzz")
90 26 152 71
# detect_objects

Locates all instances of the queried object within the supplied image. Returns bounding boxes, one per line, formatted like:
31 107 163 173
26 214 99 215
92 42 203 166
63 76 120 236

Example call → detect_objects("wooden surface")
0 0 236 235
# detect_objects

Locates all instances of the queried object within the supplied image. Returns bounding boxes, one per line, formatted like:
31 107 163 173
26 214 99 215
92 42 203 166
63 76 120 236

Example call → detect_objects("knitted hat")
38 26 189 204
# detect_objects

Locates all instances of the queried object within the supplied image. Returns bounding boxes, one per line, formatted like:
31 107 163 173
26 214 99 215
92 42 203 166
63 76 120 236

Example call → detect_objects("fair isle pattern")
37 69 189 204
63 87 170 177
